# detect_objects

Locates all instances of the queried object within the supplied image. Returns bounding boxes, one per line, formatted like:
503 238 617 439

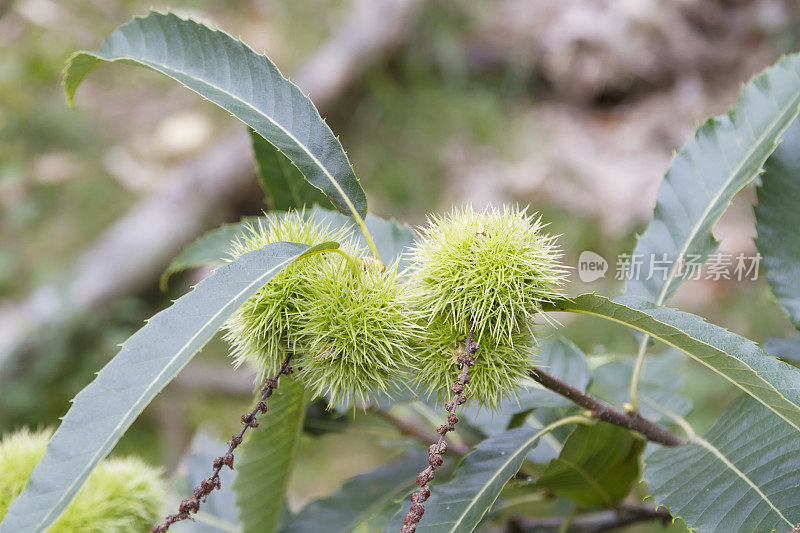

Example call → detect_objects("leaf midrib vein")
693 435 792 527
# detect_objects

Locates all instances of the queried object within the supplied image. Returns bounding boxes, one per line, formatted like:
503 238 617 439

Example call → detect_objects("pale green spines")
413 319 534 407
410 205 566 345
408 205 567 406
297 255 422 406
222 211 344 380
0 428 165 532
0 428 50 521
55 458 166 532
223 211 420 405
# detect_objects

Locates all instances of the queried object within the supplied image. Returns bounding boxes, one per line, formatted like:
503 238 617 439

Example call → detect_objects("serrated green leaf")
234 375 308 533
0 241 338 533
285 450 425 533
537 424 644 507
64 11 367 221
645 396 800 532
756 119 800 329
626 53 800 303
251 131 331 212
160 218 258 291
383 419 587 533
543 294 800 435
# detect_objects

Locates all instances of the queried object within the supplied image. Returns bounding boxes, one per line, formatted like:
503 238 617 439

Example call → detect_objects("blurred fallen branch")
0 0 424 367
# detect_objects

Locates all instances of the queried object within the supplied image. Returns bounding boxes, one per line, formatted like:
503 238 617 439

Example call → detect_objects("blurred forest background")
2 0 800 529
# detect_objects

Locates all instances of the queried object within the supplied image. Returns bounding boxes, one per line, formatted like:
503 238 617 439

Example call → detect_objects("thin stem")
528 367 686 447
628 334 649 412
557 508 576 533
328 246 362 273
353 215 384 266
531 414 596 435
407 401 469 452
151 353 295 532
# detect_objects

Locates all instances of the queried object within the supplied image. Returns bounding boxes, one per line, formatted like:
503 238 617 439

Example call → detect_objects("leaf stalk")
354 215 384 266
628 334 649 413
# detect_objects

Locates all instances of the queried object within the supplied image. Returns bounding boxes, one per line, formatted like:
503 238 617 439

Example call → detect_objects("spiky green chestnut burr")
296 254 421 406
412 319 534 407
0 428 165 531
409 205 566 406
222 211 345 380
410 205 566 345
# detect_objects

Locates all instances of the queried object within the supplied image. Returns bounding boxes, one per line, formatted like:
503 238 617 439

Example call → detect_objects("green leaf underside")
383 424 567 533
159 207 417 285
645 396 800 531
588 351 693 425
626 52 800 303
756 118 800 329
285 450 426 533
64 11 367 220
234 376 309 533
160 218 259 291
537 424 644 507
251 131 330 212
764 335 800 364
0 241 337 533
542 294 800 434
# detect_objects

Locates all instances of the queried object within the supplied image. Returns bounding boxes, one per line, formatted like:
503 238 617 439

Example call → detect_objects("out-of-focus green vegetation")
3 1 800 530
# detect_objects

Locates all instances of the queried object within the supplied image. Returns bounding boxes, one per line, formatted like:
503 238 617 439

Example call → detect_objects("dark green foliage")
536 424 644 506
160 219 258 291
286 451 426 533
64 11 368 221
0 242 333 531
